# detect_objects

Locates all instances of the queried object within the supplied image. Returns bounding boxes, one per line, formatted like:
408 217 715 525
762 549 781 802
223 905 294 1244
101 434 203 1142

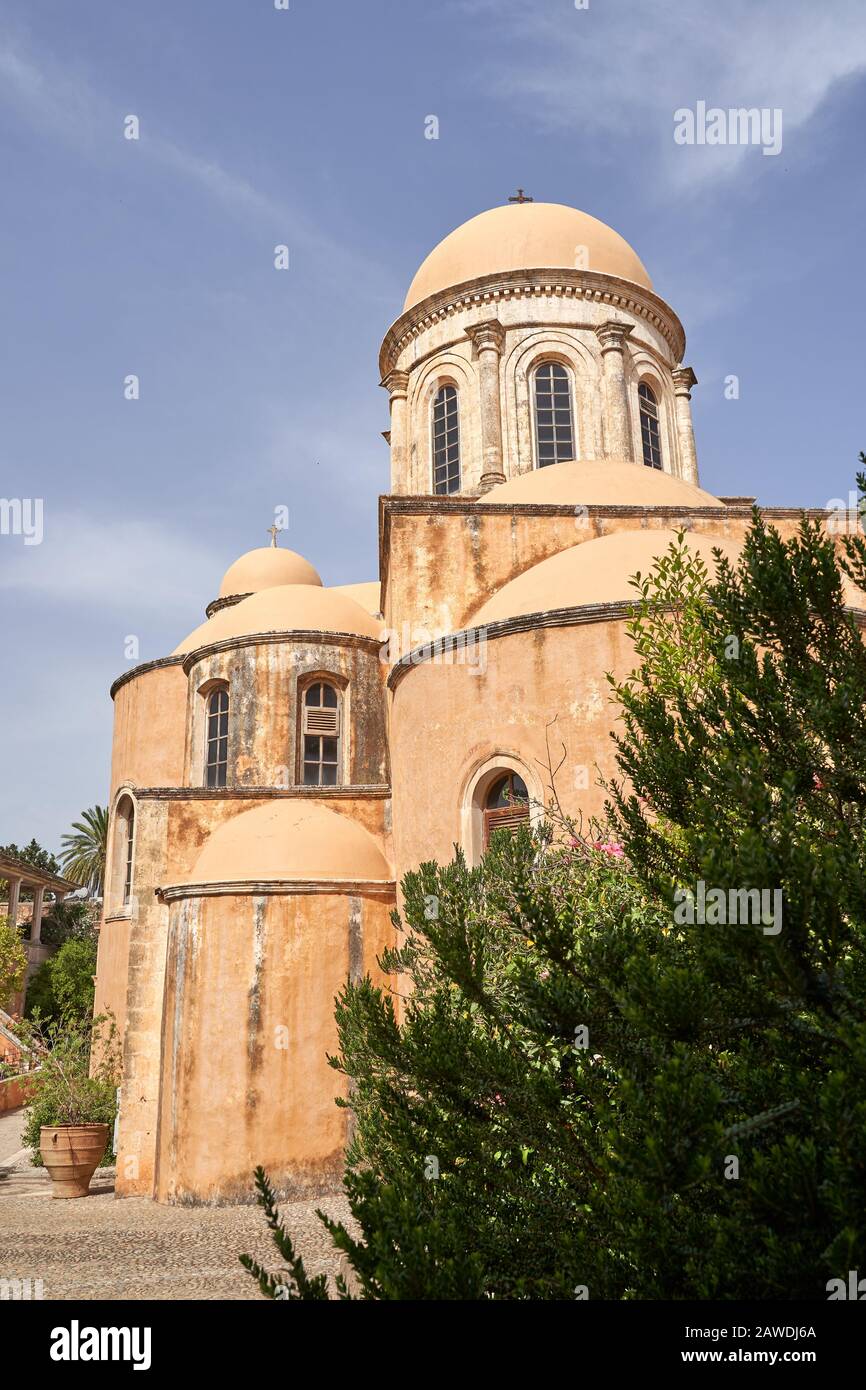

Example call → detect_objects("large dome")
173 584 383 655
482 459 720 509
469 529 742 627
180 800 392 886
219 546 322 597
404 202 653 312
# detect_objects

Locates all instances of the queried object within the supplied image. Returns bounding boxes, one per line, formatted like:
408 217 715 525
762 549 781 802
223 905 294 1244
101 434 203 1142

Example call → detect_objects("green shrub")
24 935 98 1023
21 1012 120 1167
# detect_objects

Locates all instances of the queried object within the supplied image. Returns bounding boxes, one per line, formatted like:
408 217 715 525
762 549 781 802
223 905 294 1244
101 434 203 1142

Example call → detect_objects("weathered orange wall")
382 503 814 651
154 890 395 1204
390 618 633 879
0 1074 36 1114
93 916 131 1043
110 664 187 792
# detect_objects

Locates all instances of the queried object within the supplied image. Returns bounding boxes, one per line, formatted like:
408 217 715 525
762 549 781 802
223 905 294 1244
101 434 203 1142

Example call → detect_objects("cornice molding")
180 628 384 675
205 592 251 619
388 602 634 690
110 656 185 700
156 877 396 903
131 785 391 801
387 598 866 691
379 267 687 378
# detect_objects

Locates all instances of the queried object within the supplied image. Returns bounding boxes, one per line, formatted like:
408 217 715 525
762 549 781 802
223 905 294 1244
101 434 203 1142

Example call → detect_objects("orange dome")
181 801 392 886
174 584 384 655
219 546 322 597
470 529 742 626
483 459 720 509
404 202 652 311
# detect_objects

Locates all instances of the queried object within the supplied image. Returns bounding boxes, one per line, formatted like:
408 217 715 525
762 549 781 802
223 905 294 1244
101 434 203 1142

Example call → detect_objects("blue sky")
1 0 865 853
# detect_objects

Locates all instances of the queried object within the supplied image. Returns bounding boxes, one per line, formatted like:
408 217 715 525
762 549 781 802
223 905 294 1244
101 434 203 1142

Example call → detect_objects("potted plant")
20 1011 119 1198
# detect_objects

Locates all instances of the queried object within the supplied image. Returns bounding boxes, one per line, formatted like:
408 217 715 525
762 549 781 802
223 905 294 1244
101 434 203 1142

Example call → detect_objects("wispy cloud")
0 510 223 622
458 0 866 192
0 28 396 294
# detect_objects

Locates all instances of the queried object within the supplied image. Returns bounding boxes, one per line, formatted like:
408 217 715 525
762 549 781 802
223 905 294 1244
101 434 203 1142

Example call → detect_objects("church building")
94 198 848 1203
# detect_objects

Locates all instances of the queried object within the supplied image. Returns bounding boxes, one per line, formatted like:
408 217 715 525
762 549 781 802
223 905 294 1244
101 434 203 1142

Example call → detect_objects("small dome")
328 581 382 617
174 584 383 655
469 529 742 626
483 459 721 509
182 801 392 886
219 546 322 598
404 202 653 312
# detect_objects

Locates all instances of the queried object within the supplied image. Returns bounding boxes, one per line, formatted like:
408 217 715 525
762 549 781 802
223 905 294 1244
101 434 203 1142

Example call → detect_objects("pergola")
0 851 80 945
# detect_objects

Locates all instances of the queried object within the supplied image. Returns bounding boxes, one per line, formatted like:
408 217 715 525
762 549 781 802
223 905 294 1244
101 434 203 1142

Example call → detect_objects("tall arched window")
533 362 575 468
432 385 460 494
638 382 663 470
123 801 135 904
110 794 136 911
205 686 229 788
301 681 341 786
483 772 530 848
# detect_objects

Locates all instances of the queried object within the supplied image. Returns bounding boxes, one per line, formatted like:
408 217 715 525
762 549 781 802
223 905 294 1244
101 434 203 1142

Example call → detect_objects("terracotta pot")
39 1124 109 1198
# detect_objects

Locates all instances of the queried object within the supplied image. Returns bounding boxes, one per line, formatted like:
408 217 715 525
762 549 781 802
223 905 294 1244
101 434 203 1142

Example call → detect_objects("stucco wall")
182 637 388 789
110 663 187 793
389 617 636 879
154 889 395 1204
382 502 771 651
93 915 131 1043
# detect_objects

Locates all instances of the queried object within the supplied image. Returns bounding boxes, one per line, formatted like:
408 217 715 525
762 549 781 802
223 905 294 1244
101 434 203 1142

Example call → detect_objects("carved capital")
381 369 409 400
465 319 506 357
672 365 698 398
595 320 635 355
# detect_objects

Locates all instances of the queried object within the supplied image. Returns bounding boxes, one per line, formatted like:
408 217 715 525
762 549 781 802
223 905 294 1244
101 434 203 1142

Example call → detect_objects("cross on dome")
508 188 533 204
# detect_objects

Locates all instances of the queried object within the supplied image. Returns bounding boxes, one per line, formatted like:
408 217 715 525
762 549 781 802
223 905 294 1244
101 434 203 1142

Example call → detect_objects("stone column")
596 321 635 460
466 320 506 492
30 885 45 945
5 874 22 931
382 369 410 492
672 366 699 486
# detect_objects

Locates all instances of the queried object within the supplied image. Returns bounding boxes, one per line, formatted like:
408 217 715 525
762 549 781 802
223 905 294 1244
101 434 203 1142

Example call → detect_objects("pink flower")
592 840 625 858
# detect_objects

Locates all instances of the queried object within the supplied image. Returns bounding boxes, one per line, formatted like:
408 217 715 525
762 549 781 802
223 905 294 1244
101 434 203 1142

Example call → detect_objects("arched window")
638 382 663 470
533 362 575 467
301 681 341 786
432 385 460 494
110 794 136 911
205 686 229 788
123 801 135 904
483 772 530 848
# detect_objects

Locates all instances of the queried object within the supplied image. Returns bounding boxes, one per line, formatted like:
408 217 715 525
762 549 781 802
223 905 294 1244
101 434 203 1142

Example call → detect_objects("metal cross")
267 524 279 547
508 188 534 204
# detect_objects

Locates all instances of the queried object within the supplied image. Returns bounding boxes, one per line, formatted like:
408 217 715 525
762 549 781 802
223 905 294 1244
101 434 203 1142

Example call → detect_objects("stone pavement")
0 1109 351 1300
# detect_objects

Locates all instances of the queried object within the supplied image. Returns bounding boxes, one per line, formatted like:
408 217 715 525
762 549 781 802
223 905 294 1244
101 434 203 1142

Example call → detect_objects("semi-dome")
174 583 383 655
328 581 382 616
469 529 742 627
219 546 322 598
404 202 653 312
180 800 392 886
482 459 720 509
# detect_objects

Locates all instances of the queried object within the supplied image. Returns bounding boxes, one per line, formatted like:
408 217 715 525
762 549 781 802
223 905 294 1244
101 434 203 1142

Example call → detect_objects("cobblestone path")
0 1110 350 1301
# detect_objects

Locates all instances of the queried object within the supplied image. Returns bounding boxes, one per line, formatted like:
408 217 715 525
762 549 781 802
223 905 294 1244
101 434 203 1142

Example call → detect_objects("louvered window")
639 382 663 470
483 772 530 848
302 682 341 786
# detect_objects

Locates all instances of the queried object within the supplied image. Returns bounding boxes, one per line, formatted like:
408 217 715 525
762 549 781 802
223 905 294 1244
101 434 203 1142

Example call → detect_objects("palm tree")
59 806 109 898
